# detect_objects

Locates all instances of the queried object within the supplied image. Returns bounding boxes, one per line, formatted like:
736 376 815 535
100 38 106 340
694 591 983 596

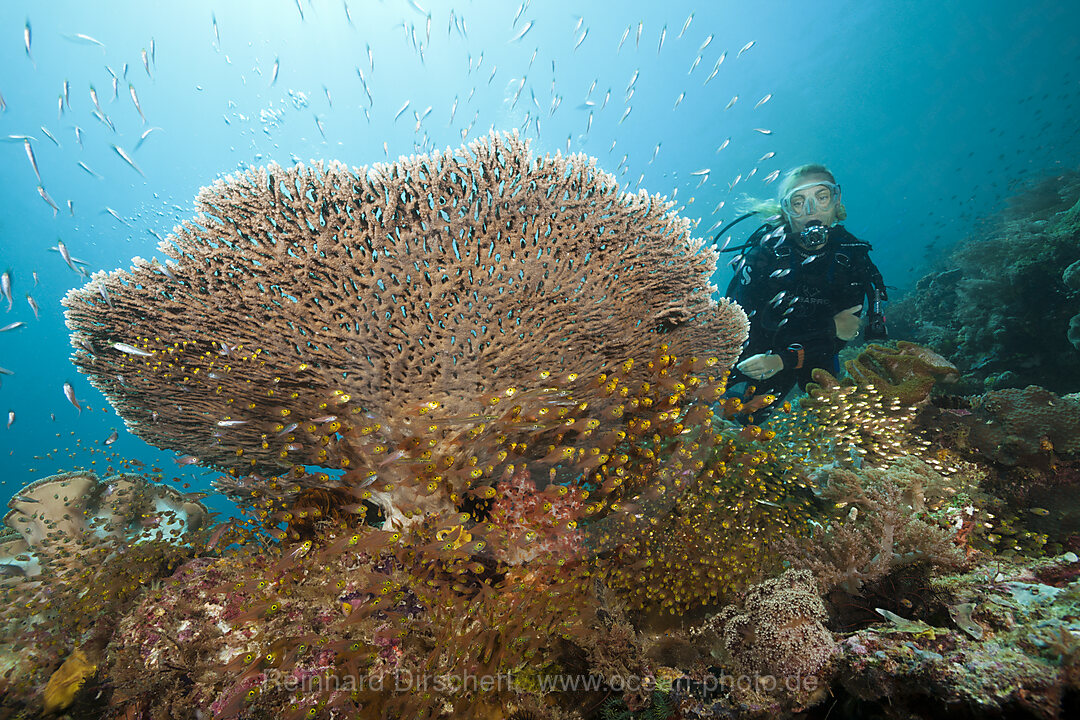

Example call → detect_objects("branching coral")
63 131 746 481
780 457 974 596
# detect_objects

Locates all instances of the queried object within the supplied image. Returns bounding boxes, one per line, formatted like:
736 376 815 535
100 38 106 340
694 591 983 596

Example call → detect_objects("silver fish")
26 294 39 319
74 126 84 147
657 24 666 55
63 33 106 50
763 169 781 184
141 48 152 79
0 366 13 376
759 151 776 162
753 128 773 135
270 56 279 86
216 419 248 427
63 381 81 414
275 422 299 436
134 126 161 151
755 93 772 108
40 126 60 147
77 161 102 179
618 26 629 52
105 429 118 445
129 84 147 124
509 20 533 43
57 239 79 273
111 144 145 177
112 342 153 357
37 185 59 215
574 28 587 51
0 272 11 311
769 268 791 278
104 207 130 226
6 410 13 429
725 96 738 110
0 322 25 332
89 84 103 114
738 40 755 57
679 13 693 38
24 139 41 183
24 19 32 65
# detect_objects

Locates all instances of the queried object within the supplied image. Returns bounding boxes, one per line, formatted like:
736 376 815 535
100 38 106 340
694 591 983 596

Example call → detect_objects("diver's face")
782 175 840 232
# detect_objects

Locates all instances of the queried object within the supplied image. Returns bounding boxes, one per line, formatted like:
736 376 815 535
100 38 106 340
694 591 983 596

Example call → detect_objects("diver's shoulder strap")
831 225 873 251
833 226 887 301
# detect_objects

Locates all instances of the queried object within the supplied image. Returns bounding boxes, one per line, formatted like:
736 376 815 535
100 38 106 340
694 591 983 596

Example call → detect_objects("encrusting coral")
843 340 958 406
0 472 210 710
0 470 208 578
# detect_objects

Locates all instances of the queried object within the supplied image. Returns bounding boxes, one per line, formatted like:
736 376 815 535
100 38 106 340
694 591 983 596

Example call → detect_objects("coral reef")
693 570 837 714
62 132 747 482
843 340 959 406
889 170 1080 394
834 553 1080 719
0 472 210 713
779 457 976 596
964 386 1080 466
2 144 1074 720
0 470 207 578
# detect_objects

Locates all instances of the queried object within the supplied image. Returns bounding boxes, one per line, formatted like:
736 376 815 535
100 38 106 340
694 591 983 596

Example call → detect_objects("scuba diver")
718 164 888 421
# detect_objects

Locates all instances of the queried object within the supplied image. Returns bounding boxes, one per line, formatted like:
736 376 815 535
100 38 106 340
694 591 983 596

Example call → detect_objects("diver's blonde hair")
742 163 847 221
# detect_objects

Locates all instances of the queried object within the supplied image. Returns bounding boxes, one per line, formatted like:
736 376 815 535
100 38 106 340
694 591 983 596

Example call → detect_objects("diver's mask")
796 221 831 252
780 181 841 219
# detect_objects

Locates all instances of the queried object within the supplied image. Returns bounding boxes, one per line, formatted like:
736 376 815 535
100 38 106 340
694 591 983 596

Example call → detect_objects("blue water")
1 0 1078 513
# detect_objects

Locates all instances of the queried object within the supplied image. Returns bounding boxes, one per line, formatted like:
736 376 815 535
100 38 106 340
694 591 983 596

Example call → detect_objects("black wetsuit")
724 223 886 416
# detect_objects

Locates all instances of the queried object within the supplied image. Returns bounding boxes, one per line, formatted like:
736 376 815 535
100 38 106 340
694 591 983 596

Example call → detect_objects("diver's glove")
736 353 784 381
833 304 863 341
